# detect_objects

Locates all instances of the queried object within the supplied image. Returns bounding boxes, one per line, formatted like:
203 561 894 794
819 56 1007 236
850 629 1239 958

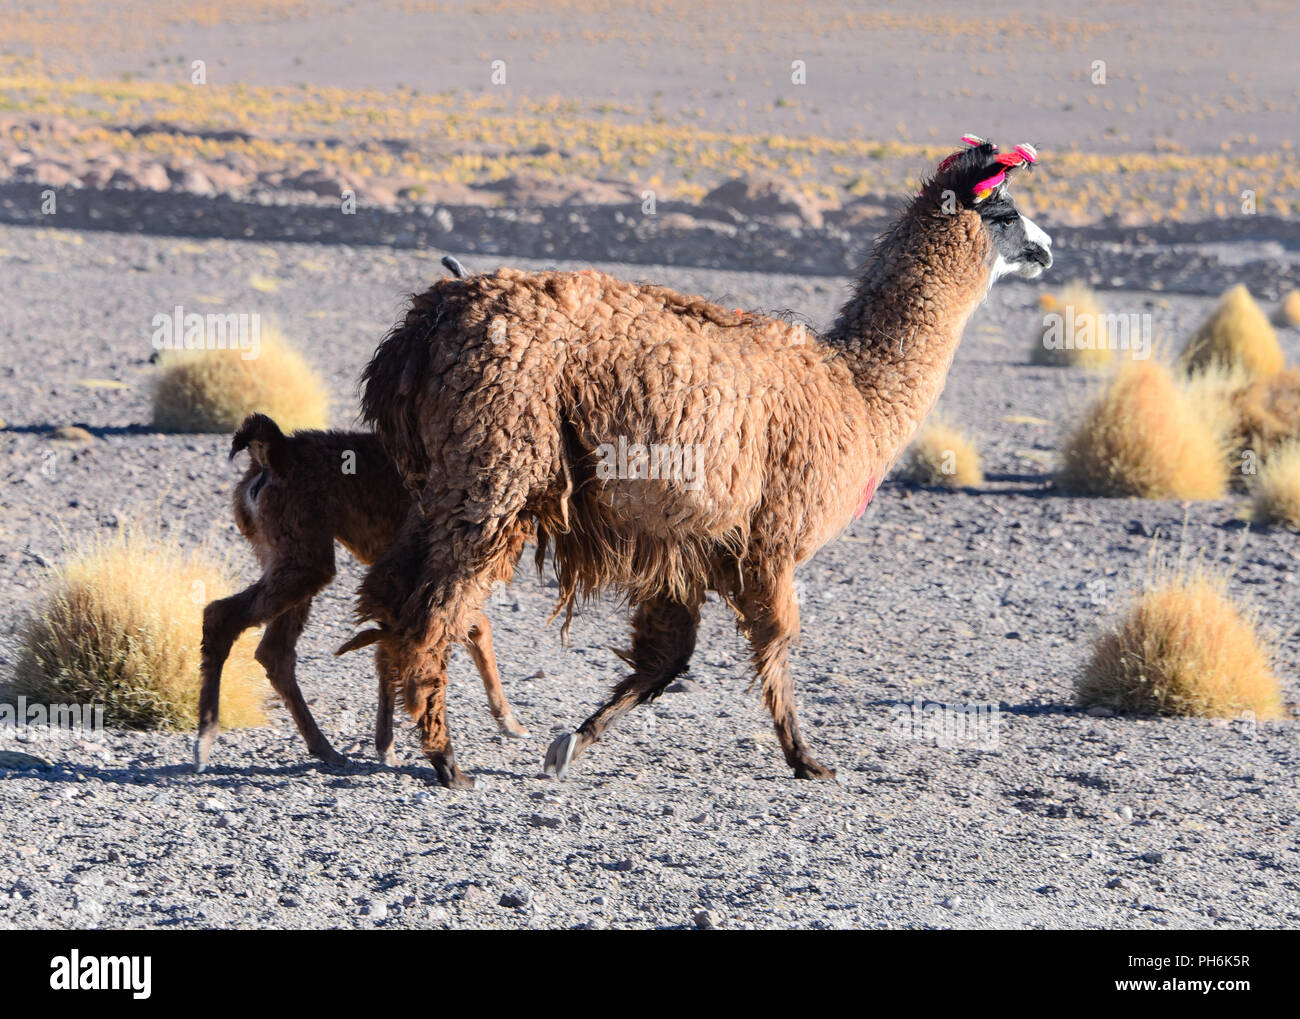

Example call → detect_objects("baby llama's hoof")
497 714 530 739
793 759 838 781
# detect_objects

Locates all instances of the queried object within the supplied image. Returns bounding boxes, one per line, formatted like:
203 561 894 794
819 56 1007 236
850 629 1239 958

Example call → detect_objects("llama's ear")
973 142 1037 202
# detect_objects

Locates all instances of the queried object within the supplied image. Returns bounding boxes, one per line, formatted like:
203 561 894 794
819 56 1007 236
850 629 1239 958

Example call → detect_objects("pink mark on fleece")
854 474 879 519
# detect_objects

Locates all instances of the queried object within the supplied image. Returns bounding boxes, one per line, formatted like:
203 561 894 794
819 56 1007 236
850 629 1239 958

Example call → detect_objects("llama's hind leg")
465 611 528 738
545 594 702 779
197 581 276 771
255 602 346 766
738 563 835 781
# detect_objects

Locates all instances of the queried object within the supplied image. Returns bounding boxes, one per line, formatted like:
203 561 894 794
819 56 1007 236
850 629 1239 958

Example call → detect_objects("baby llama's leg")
465 611 528 738
545 592 702 779
738 561 836 781
254 601 346 766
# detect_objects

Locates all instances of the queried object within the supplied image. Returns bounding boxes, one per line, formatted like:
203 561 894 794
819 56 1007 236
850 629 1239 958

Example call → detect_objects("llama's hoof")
432 757 478 790
313 746 350 768
543 732 579 779
497 715 530 739
378 750 400 767
793 759 837 781
193 737 211 773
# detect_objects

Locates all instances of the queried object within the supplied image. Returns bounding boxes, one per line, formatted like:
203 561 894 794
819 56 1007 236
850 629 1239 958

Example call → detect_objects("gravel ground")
1 222 1298 930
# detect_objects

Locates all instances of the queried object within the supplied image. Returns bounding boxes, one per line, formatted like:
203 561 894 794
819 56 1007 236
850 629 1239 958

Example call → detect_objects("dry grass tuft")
11 532 268 730
1058 359 1229 498
1180 284 1284 378
151 325 329 433
900 421 983 488
1226 366 1300 477
1275 290 1300 327
1029 282 1116 369
1077 564 1284 720
1250 441 1300 528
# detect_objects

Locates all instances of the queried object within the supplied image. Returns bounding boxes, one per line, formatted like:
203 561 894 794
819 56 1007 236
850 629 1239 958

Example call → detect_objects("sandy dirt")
0 0 1298 930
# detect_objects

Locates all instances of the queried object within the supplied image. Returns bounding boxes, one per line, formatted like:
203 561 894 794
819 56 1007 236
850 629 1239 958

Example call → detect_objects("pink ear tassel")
1014 142 1038 163
972 170 1007 196
960 134 986 146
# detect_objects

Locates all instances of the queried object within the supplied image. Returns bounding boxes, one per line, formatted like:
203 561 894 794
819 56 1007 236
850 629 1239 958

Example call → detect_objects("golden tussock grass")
1077 563 1285 720
11 532 268 730
1183 365 1300 486
152 324 329 433
1029 282 1116 369
1250 440 1300 528
1179 284 1284 378
1058 359 1230 498
900 421 984 488
1275 290 1300 327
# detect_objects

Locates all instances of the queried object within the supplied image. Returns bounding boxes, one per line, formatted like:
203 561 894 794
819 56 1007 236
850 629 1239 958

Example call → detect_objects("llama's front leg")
740 565 836 781
407 645 475 789
255 602 347 767
465 611 528 738
373 643 399 766
545 595 701 779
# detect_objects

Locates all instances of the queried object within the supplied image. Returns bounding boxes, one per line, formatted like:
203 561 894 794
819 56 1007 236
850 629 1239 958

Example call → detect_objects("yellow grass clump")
1058 359 1229 498
152 324 328 433
1250 441 1300 528
1077 565 1284 720
900 421 983 488
1275 290 1300 327
1179 284 1284 378
1029 282 1116 369
11 532 268 730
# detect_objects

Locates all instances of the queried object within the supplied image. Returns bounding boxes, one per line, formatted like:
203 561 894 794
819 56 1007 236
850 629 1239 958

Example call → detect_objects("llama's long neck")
823 207 993 466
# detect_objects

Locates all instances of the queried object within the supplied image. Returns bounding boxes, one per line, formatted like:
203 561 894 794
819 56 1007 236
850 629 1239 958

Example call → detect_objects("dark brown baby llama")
195 412 528 772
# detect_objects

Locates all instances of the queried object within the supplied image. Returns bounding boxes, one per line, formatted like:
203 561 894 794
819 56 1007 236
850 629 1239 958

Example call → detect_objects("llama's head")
926 137 1053 282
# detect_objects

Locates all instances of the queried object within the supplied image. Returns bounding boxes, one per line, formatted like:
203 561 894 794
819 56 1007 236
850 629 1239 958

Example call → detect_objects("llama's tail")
230 413 288 472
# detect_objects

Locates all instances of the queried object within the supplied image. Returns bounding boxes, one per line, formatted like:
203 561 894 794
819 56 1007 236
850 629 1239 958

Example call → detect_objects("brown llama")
195 412 528 772
344 139 1052 788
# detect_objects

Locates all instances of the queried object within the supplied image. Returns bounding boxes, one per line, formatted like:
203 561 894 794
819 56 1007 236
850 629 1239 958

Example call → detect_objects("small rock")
694 909 718 929
941 895 962 909
499 888 533 909
1141 851 1164 865
46 425 94 443
1117 806 1134 821
528 814 564 829
0 751 53 770
612 859 634 872
1106 877 1127 889
362 900 388 919
1085 705 1115 717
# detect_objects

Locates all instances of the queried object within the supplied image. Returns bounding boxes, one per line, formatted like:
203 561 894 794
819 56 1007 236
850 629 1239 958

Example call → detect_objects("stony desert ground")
0 0 1298 930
